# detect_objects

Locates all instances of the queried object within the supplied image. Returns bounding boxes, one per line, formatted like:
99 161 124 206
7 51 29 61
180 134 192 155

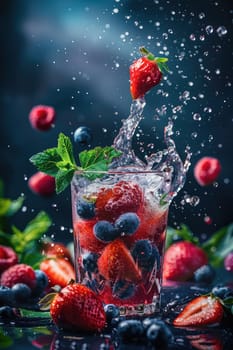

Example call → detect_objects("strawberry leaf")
38 293 57 311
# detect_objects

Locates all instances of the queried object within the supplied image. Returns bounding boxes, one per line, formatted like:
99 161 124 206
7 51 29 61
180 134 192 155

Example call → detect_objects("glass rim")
73 169 165 176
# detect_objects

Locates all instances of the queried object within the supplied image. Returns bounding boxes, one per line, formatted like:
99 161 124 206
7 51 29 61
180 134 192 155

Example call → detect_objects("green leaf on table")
202 223 233 267
19 308 51 319
0 331 13 349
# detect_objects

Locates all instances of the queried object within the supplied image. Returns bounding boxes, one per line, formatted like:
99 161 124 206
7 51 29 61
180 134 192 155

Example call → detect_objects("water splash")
112 99 191 204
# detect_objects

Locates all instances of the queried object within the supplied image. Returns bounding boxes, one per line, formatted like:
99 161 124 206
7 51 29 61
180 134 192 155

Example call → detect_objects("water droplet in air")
204 216 212 224
198 12 205 19
189 34 196 41
205 25 214 34
193 113 201 121
113 8 119 14
203 107 212 113
199 35 205 41
215 68 221 74
216 26 227 37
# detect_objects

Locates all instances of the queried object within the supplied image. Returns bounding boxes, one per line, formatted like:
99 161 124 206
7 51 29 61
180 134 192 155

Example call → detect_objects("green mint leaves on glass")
29 133 122 194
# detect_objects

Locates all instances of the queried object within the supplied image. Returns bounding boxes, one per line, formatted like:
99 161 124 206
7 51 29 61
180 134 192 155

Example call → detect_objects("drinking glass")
71 169 169 316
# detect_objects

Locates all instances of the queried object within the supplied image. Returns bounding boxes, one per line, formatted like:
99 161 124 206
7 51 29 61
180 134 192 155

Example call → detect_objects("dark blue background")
1 0 232 243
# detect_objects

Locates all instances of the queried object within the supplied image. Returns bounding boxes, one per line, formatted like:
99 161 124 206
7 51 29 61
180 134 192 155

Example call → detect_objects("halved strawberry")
73 219 106 253
162 241 208 282
130 47 168 99
97 239 141 283
95 180 143 221
40 258 75 288
50 283 106 332
42 242 72 262
187 334 223 350
173 295 224 327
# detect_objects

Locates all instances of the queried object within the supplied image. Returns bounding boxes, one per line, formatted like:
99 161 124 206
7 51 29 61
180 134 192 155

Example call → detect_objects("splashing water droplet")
216 26 227 37
198 12 205 19
215 68 221 75
205 25 214 34
199 35 205 41
189 34 196 41
193 113 201 121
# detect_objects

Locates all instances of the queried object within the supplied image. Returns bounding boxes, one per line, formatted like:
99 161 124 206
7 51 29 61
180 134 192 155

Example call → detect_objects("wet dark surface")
1 283 233 350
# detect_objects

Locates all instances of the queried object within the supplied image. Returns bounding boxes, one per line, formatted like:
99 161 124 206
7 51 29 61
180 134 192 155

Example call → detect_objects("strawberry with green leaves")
40 283 106 332
130 47 169 99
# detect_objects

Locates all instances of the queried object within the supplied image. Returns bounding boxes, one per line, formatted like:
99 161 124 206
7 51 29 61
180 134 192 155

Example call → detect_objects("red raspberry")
0 263 36 289
95 180 143 221
194 157 221 186
0 245 18 273
28 171 55 196
29 105 55 131
224 252 233 272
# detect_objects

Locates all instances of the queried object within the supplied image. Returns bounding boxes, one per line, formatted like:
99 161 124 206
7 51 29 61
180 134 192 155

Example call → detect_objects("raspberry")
194 157 221 186
28 171 55 196
0 246 18 273
0 264 36 289
29 105 55 131
95 181 143 221
224 252 233 272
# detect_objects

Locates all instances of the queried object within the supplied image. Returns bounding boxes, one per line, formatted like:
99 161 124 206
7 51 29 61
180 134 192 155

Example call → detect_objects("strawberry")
0 263 36 289
42 242 72 262
173 295 224 327
95 180 143 221
162 241 208 282
50 283 106 332
194 157 221 186
28 171 55 196
40 258 75 288
129 47 168 99
73 219 106 253
187 334 223 350
0 245 18 273
29 105 55 131
97 239 141 283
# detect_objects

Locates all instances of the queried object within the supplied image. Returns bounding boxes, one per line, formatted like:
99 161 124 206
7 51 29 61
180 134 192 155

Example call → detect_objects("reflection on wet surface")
1 284 232 349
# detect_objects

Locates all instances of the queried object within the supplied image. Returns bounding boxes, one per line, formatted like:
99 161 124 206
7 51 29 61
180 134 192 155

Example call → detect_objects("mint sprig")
30 133 122 194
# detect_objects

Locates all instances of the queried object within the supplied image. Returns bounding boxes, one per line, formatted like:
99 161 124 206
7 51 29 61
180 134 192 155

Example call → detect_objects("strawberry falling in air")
129 47 169 99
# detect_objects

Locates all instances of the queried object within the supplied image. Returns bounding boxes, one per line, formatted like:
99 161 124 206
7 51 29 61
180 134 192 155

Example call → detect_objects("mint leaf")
202 224 233 267
30 133 122 193
79 146 122 180
29 148 62 176
55 168 75 193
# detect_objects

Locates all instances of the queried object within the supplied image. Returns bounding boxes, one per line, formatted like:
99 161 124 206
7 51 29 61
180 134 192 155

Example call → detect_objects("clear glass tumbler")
71 169 169 316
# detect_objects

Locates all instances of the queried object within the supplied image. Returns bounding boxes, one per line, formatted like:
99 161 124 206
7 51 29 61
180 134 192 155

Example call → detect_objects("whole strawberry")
0 245 18 273
130 47 168 99
163 241 208 282
50 283 106 332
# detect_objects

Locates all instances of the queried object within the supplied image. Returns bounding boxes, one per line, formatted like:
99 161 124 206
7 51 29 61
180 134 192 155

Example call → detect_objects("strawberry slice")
40 258 75 288
50 283 106 332
98 239 141 283
130 47 168 99
173 295 224 327
162 241 208 282
74 219 106 253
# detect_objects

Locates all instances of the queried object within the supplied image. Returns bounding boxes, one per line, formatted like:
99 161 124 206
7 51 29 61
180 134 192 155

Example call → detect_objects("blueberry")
104 304 120 323
94 221 119 242
194 264 216 284
115 212 140 235
132 240 160 271
212 284 233 299
12 283 31 302
0 306 16 320
82 252 98 273
76 198 95 220
144 318 173 348
112 280 135 299
117 319 144 342
32 270 49 296
0 286 14 306
74 126 92 147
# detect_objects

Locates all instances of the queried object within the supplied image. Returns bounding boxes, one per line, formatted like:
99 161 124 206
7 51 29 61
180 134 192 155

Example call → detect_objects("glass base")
118 296 160 317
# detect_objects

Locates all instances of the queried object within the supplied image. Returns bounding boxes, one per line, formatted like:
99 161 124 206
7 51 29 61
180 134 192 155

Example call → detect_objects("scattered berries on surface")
29 105 55 131
11 283 32 302
0 264 36 289
0 286 14 306
193 264 216 284
104 303 120 324
28 172 55 196
194 157 221 186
